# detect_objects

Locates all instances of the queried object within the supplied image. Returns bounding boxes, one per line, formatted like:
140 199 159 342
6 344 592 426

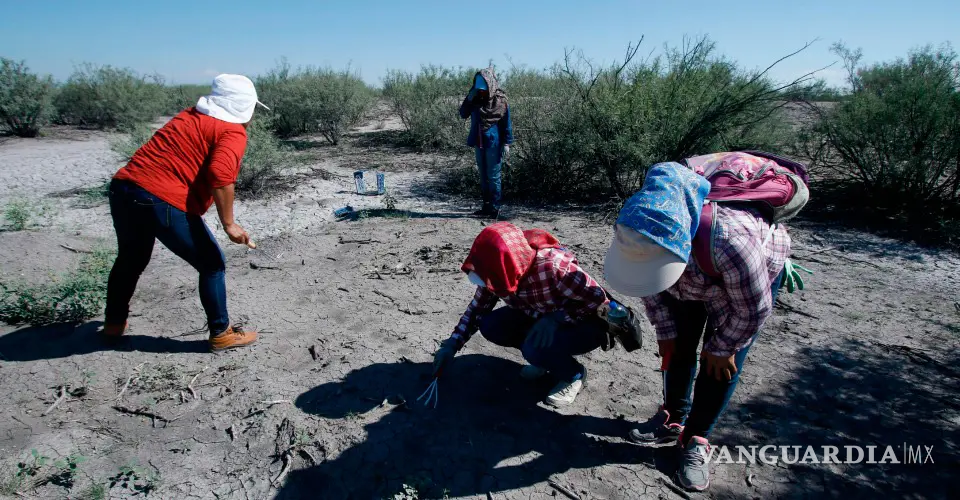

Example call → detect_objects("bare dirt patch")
0 115 956 499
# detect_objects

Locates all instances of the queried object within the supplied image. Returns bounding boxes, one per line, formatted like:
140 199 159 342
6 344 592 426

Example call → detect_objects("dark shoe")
209 326 258 351
628 408 684 445
101 321 128 337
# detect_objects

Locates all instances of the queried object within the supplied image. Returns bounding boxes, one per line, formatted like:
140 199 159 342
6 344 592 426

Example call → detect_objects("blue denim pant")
663 270 784 440
105 179 230 335
479 307 606 382
475 146 502 210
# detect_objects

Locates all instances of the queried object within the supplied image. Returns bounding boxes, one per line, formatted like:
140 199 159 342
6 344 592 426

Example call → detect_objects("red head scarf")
461 222 561 296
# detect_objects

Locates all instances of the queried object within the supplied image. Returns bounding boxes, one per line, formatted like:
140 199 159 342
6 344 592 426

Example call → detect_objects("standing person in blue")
459 67 514 219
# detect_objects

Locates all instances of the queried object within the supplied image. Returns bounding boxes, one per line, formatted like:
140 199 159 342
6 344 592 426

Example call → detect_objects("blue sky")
1 1 957 87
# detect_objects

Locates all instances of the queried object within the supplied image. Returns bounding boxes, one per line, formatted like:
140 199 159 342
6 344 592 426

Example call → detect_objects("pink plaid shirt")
642 205 791 357
451 248 609 344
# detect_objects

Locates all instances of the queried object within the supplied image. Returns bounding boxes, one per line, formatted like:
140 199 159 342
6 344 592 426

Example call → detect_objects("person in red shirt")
431 222 636 407
104 74 269 351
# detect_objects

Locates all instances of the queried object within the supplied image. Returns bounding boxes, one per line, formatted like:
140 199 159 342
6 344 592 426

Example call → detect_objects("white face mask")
467 271 486 287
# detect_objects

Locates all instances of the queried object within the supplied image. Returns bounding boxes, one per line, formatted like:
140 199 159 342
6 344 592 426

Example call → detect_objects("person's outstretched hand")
224 222 250 246
702 351 737 382
432 337 459 377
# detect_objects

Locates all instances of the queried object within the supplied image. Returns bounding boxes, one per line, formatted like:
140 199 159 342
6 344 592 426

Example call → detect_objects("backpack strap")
692 201 721 278
740 150 810 185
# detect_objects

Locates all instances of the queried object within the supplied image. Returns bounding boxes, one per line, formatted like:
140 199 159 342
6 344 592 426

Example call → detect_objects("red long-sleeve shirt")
113 107 247 215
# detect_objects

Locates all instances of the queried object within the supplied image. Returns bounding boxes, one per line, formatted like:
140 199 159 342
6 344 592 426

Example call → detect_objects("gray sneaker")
629 421 684 445
545 373 584 407
677 436 711 491
628 409 684 445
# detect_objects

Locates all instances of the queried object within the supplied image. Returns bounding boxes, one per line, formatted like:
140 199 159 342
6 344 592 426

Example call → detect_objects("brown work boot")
209 326 258 352
101 321 128 337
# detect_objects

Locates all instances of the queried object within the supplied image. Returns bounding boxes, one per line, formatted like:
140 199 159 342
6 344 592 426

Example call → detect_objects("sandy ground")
0 113 957 500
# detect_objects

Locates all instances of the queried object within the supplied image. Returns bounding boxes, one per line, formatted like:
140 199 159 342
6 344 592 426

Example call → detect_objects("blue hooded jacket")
458 69 514 154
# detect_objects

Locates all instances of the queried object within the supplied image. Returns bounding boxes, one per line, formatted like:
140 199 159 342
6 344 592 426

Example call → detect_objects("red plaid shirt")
642 205 791 357
451 248 609 344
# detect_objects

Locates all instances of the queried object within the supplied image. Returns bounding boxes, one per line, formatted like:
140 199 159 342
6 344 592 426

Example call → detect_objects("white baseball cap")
196 74 269 124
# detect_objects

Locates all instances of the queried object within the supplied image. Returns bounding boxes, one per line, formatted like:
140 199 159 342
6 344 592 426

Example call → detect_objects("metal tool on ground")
417 377 439 408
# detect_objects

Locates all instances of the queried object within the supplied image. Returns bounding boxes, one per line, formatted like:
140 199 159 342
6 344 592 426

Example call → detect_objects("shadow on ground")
277 354 676 499
710 338 959 499
0 321 208 362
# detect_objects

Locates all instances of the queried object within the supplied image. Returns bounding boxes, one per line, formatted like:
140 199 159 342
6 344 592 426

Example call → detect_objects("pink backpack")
684 151 810 277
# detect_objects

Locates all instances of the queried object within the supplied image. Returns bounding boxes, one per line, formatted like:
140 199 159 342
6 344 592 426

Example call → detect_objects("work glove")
432 337 459 377
502 144 510 161
782 258 813 293
527 312 565 349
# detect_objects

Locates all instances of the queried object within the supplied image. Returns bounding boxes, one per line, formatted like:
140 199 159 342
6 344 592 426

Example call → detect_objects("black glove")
432 337 459 377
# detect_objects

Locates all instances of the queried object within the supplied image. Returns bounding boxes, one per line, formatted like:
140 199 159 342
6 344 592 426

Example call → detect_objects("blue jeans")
663 270 784 440
475 146 502 210
479 307 606 382
105 179 230 335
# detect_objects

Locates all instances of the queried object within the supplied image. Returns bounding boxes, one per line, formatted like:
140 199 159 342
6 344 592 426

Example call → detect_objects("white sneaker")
520 365 548 380
545 378 583 407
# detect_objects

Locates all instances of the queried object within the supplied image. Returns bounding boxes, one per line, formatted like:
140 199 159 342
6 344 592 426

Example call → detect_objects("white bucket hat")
196 74 269 124
604 225 687 298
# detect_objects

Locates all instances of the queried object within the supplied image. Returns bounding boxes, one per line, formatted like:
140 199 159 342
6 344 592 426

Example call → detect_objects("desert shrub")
0 58 55 137
382 65 474 150
432 37 806 203
807 43 960 237
0 247 114 326
164 84 210 115
3 198 32 231
257 60 376 144
236 118 294 196
2 197 50 230
54 63 167 130
785 78 845 102
110 124 155 161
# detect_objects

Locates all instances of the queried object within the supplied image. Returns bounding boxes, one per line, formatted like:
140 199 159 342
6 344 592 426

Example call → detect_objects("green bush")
809 43 960 228
236 118 294 196
382 65 474 150
3 198 32 231
110 124 156 161
54 63 167 130
429 38 805 203
257 60 376 144
0 247 114 326
164 84 210 115
0 58 55 137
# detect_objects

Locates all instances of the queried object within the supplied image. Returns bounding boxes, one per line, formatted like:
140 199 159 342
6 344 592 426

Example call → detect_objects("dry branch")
115 362 146 402
658 477 691 499
59 244 93 254
547 479 581 500
187 366 208 400
42 386 67 416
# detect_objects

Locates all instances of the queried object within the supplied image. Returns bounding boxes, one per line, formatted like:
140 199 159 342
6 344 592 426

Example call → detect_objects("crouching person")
432 222 640 407
604 161 790 491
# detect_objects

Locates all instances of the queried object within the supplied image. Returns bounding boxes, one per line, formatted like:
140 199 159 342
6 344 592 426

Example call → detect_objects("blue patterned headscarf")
615 162 711 261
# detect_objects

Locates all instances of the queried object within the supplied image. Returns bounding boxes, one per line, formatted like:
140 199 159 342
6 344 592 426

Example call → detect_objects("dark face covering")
472 67 507 131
